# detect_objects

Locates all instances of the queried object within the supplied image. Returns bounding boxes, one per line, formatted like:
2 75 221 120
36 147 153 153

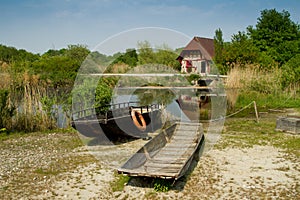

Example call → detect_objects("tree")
42 49 66 57
137 41 156 65
247 9 300 65
155 49 181 71
214 28 224 64
222 31 259 67
0 44 39 63
137 41 180 71
110 48 138 67
65 44 90 64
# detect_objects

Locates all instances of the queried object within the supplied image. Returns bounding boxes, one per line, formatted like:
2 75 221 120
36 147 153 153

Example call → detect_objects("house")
177 36 215 75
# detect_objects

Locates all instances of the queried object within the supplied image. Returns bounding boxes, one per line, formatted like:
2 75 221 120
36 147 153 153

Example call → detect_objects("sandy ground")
35 140 299 199
1 115 299 199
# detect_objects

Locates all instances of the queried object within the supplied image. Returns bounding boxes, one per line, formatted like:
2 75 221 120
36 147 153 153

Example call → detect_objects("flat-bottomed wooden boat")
118 122 204 179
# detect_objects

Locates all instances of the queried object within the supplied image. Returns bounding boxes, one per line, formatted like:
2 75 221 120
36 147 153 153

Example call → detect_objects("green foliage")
186 74 201 84
0 128 7 134
30 56 78 87
214 28 224 64
152 178 172 192
155 49 181 70
40 96 59 124
95 79 113 113
0 44 39 63
247 9 300 65
72 76 114 113
42 48 66 57
137 41 156 65
137 41 180 71
29 44 90 88
0 90 14 129
235 90 300 111
223 32 261 67
110 172 131 192
134 88 175 106
281 54 300 88
218 117 300 158
217 8 300 95
110 48 138 67
65 44 90 63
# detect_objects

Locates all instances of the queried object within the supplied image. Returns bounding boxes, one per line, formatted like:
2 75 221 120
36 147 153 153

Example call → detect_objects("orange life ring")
131 110 146 131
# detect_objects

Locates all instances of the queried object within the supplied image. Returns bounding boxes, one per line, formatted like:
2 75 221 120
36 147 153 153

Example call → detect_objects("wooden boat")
118 122 204 179
71 102 163 139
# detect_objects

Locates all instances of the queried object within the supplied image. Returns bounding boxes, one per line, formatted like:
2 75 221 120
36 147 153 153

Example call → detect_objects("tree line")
1 8 299 132
214 9 300 88
0 41 180 132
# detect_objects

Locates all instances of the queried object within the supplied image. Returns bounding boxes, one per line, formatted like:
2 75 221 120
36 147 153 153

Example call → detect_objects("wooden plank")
144 166 182 173
170 139 197 144
150 157 188 162
144 162 183 169
162 145 195 149
171 136 199 140
147 159 186 165
176 127 199 130
159 146 195 152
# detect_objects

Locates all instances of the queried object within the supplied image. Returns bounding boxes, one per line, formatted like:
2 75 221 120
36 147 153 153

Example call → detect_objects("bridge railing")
72 102 161 121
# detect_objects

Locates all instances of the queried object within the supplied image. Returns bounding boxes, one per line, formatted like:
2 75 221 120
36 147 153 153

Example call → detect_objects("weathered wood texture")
118 122 204 179
276 116 300 134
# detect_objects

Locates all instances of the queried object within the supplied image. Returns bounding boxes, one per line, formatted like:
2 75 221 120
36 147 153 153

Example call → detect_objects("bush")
0 90 14 129
281 54 300 89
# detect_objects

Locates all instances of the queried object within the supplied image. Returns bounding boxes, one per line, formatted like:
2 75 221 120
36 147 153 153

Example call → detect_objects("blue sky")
1 0 299 54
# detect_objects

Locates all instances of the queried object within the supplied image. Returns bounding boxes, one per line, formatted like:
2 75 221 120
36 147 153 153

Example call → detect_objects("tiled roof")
180 36 215 59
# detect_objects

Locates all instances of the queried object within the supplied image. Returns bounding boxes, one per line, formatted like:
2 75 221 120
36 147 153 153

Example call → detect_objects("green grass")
110 172 131 192
152 178 172 192
234 91 300 111
0 127 78 142
217 116 300 158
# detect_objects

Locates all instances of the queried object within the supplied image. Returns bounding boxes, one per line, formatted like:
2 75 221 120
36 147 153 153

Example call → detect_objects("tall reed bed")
1 63 59 132
225 65 299 110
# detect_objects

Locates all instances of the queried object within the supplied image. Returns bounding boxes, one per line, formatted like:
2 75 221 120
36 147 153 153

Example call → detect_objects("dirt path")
30 143 299 200
1 114 299 199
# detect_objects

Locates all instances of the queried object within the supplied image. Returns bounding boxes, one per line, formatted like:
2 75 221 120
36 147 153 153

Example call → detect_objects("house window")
201 61 206 73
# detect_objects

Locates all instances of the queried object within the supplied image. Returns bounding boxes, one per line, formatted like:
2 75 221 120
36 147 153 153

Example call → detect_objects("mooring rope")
202 101 258 123
225 101 256 119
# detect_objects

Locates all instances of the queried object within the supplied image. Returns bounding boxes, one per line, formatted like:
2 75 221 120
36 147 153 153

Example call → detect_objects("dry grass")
0 62 11 89
1 64 58 131
107 63 131 73
225 65 284 108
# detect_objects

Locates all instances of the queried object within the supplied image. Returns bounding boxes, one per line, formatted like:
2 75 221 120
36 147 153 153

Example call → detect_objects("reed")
1 63 60 132
11 72 56 131
225 64 300 110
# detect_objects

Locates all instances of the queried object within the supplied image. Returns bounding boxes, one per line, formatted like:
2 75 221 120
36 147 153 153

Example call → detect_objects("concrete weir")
276 116 300 134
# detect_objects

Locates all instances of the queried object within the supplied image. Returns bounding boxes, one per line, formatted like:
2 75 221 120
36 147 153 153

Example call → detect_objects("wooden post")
253 101 259 123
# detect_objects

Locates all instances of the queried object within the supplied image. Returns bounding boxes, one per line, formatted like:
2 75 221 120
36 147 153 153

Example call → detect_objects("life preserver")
131 110 146 131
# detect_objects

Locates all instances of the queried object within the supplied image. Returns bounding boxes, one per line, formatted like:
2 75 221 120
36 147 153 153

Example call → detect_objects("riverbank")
0 111 299 199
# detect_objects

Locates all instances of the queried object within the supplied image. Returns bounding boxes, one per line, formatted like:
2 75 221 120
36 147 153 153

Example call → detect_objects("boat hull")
72 110 163 139
118 122 204 180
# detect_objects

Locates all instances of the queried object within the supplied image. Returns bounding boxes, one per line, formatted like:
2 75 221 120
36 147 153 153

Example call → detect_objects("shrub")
0 89 14 129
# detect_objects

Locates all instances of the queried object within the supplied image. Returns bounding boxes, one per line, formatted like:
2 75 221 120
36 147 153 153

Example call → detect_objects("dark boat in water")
71 102 163 139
